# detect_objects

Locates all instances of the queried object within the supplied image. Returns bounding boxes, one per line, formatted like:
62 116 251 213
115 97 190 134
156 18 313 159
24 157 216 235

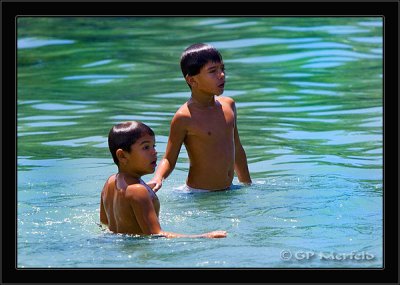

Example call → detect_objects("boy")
100 121 227 238
148 43 252 192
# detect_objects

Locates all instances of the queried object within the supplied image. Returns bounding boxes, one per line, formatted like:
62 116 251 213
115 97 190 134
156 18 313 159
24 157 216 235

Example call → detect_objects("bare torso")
182 97 235 190
101 174 160 234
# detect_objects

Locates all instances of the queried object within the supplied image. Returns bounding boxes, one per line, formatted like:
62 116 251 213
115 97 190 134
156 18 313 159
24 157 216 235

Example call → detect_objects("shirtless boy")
100 121 227 238
149 43 252 192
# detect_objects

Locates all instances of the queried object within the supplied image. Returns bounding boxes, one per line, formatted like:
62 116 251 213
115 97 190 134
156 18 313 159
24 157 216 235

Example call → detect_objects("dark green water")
17 17 382 268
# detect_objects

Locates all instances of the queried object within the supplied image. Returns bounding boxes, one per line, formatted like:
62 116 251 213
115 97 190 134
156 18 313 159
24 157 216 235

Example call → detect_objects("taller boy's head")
180 43 223 88
108 121 155 166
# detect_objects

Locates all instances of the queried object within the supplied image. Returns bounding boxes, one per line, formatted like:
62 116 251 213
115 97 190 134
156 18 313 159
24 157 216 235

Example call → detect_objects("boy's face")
123 134 157 175
191 61 225 96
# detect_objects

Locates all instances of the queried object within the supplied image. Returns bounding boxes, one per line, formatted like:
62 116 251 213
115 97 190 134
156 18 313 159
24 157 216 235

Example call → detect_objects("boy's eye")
209 67 225 73
143 144 156 150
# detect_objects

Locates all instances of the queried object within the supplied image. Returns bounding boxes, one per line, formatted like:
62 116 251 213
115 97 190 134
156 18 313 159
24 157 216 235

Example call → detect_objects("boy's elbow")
235 144 246 157
163 156 177 170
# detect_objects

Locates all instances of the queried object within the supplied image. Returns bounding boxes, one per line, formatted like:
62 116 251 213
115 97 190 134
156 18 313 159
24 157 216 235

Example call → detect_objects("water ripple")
63 74 128 80
18 37 75 49
31 103 87 111
255 105 338 113
215 21 258 29
82 59 113 68
211 37 320 49
287 42 352 49
348 37 382 44
42 136 106 147
227 49 379 64
272 25 369 34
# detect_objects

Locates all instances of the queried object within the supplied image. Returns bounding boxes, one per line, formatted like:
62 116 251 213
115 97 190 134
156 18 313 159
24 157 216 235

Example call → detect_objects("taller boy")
149 43 252 191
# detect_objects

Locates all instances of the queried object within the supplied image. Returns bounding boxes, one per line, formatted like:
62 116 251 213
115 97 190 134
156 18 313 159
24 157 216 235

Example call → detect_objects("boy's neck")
117 170 141 183
189 93 215 108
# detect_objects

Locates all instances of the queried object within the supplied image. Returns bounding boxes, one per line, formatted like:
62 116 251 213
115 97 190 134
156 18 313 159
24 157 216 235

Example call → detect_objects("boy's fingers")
207 230 227 238
215 231 227 237
147 182 156 188
146 180 162 192
153 183 161 192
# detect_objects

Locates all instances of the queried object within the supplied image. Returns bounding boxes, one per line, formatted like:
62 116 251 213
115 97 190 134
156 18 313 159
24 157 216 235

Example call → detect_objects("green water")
17 17 382 268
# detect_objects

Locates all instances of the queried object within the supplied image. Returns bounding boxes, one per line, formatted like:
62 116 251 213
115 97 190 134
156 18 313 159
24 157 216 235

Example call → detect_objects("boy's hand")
203 230 227 238
147 178 163 192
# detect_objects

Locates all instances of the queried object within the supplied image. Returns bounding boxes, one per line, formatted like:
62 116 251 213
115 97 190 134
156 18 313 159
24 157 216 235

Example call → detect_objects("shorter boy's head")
180 43 223 87
108 121 154 166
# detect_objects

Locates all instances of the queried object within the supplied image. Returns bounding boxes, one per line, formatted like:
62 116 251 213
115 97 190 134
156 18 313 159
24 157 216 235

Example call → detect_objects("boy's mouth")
218 83 225 89
151 160 157 167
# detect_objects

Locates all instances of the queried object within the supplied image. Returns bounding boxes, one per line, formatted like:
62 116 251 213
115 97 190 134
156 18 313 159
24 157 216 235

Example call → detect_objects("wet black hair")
180 43 223 81
108 121 154 166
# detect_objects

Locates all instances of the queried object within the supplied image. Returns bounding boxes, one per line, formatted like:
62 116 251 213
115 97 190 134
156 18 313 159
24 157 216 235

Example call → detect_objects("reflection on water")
17 17 382 268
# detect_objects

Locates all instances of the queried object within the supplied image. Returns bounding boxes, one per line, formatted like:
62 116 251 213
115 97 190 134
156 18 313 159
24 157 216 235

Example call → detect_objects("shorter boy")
100 121 227 238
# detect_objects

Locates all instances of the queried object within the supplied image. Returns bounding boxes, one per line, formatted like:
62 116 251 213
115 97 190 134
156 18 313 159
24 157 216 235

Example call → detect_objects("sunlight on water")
17 17 382 268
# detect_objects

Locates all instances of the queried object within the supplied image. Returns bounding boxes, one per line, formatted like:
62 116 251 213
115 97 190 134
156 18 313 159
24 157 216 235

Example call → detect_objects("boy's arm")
128 185 162 234
100 196 108 225
148 113 187 191
129 185 226 239
100 184 108 225
232 101 252 184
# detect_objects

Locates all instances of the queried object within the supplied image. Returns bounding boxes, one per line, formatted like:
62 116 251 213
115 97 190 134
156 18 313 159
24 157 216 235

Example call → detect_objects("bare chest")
186 105 235 140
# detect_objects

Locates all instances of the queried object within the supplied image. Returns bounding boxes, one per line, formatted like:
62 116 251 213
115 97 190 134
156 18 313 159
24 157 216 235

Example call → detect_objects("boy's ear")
185 75 197 88
116 149 127 164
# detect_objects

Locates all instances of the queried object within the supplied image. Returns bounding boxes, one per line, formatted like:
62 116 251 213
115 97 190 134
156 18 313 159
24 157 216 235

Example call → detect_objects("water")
17 17 382 268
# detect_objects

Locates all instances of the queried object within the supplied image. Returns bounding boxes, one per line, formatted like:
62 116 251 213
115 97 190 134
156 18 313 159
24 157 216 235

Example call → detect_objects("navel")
207 131 212 136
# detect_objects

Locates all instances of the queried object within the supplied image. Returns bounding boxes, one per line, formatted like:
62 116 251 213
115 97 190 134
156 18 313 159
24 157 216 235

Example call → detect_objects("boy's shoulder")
125 183 151 201
217 96 235 105
172 102 191 120
217 96 236 112
177 101 190 112
102 174 116 194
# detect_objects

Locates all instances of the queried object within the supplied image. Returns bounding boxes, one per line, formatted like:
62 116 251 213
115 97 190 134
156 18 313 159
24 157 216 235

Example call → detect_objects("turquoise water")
17 17 382 268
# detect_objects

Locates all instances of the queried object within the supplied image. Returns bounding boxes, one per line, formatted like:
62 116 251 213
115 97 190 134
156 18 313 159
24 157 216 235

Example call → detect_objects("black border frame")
2 1 398 284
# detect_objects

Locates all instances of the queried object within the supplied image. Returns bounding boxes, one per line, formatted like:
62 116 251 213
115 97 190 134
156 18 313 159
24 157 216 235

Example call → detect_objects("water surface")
17 17 382 268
